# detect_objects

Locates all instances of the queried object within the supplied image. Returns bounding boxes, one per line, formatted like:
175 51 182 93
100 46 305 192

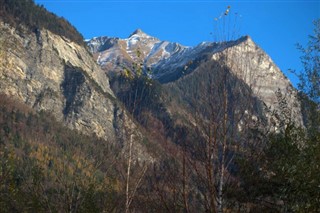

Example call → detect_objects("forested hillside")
0 93 124 212
0 0 84 45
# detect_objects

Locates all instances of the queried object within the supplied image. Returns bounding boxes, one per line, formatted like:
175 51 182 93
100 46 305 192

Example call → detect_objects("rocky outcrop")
0 22 153 162
211 36 303 128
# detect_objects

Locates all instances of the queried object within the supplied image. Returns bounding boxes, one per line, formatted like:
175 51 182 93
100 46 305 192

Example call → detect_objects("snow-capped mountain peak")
87 29 189 71
129 29 152 38
86 31 250 81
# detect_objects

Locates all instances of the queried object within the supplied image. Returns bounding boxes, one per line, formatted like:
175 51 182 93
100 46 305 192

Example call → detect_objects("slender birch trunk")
217 68 228 213
125 134 133 213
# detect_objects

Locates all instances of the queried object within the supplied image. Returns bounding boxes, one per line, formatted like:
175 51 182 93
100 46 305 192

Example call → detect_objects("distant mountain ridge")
86 29 188 78
87 30 304 128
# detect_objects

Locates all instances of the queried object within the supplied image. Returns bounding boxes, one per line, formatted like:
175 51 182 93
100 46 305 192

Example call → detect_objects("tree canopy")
0 0 84 45
297 19 320 105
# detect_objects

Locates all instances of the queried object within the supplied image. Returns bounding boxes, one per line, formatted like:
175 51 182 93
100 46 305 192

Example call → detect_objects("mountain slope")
0 93 122 212
88 30 304 131
0 21 154 162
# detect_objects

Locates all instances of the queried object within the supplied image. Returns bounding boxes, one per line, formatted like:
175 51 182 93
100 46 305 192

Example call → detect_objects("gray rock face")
210 36 303 128
0 22 153 162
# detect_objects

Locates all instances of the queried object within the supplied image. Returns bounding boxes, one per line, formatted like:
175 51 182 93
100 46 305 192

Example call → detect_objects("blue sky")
35 0 319 86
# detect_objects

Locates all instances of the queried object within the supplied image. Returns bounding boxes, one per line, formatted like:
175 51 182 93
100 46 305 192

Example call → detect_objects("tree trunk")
125 134 133 213
218 76 228 213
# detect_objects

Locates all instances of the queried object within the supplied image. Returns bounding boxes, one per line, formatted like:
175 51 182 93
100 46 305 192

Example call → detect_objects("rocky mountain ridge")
87 30 304 129
86 29 188 76
87 30 249 80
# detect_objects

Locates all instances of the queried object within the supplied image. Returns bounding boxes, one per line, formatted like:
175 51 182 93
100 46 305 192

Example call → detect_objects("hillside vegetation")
0 93 202 212
0 94 125 212
0 0 84 45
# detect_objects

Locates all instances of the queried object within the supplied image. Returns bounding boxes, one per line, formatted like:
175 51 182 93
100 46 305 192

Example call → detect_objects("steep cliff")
210 36 303 128
0 22 153 162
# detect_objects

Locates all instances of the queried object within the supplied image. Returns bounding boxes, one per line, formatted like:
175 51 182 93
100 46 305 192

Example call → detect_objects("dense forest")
0 0 84 45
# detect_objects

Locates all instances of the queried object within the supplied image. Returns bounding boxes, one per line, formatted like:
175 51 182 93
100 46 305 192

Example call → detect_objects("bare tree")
119 49 150 213
171 6 265 212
